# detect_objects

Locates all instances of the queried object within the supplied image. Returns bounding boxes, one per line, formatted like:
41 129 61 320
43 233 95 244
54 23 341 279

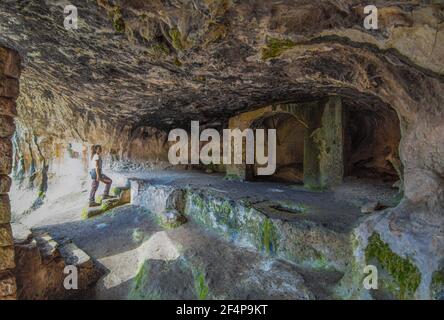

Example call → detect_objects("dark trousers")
89 170 112 202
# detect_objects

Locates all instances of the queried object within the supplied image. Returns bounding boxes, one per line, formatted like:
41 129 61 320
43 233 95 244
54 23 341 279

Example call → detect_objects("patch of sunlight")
137 231 181 262
98 231 181 291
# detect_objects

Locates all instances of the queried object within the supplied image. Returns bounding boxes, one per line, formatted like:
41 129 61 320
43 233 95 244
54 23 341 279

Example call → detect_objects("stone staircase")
12 223 102 299
82 185 131 219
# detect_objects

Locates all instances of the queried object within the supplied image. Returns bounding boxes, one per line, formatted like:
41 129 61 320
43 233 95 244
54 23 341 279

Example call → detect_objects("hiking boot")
102 195 114 200
89 201 101 207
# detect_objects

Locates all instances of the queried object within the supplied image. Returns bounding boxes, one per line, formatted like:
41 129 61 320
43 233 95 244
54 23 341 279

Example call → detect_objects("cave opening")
247 112 305 184
227 97 403 195
344 102 402 185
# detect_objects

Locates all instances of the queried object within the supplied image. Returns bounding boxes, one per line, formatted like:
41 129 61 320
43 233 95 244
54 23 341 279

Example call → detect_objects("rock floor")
33 205 342 299
12 169 399 300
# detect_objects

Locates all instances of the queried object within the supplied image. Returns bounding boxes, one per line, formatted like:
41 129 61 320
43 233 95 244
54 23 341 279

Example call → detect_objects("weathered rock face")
0 0 443 299
0 46 20 300
0 0 442 212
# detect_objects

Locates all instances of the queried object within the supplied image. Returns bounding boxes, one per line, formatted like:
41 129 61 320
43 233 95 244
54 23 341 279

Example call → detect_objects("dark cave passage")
227 97 402 190
344 103 402 184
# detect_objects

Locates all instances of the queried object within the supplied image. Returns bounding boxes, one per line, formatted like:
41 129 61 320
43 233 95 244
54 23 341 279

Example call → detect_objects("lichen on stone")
365 232 421 299
192 266 210 300
169 27 189 51
260 218 278 254
431 269 444 300
261 37 297 60
128 261 162 300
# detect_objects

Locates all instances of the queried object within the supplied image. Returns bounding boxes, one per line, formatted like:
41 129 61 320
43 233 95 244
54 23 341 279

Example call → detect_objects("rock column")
303 97 344 189
0 47 21 300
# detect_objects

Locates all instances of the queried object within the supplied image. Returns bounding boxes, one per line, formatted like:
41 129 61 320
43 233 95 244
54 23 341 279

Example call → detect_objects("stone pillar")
303 97 343 189
0 47 21 300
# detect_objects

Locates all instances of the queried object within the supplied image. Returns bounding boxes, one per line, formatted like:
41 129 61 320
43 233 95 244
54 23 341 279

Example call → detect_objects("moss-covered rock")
261 37 296 60
192 266 210 300
431 269 444 300
365 232 421 300
185 190 350 271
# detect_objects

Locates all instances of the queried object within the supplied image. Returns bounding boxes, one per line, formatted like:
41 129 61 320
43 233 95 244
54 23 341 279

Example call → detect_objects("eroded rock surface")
0 1 443 300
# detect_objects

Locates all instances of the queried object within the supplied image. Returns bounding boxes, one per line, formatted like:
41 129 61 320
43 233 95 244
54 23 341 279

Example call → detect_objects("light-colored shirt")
89 154 102 171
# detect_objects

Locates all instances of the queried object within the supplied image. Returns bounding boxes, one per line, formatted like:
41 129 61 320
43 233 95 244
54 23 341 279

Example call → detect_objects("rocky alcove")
0 0 443 300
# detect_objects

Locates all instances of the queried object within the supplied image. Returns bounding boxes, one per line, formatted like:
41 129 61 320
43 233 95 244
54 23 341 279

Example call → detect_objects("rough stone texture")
0 98 16 117
0 138 12 175
0 45 20 300
0 76 19 98
0 1 442 215
131 179 358 272
0 195 11 224
13 229 102 300
0 246 15 270
0 0 443 300
0 175 11 194
0 224 13 247
0 47 20 79
0 115 15 138
318 97 343 187
0 273 17 298
131 180 185 215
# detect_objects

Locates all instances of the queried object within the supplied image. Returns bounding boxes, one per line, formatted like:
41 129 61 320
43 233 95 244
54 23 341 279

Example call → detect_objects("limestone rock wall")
0 46 20 300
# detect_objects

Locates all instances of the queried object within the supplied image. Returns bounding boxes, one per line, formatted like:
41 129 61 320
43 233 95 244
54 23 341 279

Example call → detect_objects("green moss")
431 269 444 299
146 43 170 59
261 218 278 254
192 267 209 300
109 6 125 33
81 207 89 220
111 187 122 197
132 228 144 242
261 37 297 60
156 214 187 230
365 233 421 299
129 261 162 300
100 200 120 212
169 27 189 51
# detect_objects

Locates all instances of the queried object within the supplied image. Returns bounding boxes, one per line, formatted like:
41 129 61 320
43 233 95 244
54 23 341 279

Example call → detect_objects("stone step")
59 242 92 267
82 190 131 219
83 206 104 219
13 227 102 299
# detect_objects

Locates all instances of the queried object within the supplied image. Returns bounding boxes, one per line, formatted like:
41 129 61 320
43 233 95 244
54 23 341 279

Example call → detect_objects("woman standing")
89 145 113 207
